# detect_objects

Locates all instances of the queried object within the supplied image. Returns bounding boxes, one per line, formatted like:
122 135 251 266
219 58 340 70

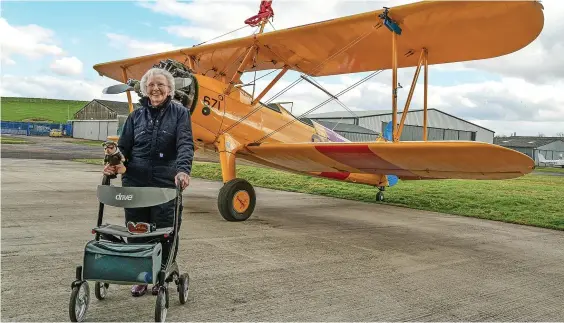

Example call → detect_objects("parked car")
49 129 63 137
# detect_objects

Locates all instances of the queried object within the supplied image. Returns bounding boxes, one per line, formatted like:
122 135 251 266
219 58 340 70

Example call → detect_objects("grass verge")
74 158 563 231
1 136 33 144
535 167 564 174
64 139 105 147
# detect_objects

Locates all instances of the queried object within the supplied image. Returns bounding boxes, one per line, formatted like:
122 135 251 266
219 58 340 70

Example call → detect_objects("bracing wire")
217 14 383 138
222 22 381 136
302 74 358 131
193 25 250 47
253 69 383 143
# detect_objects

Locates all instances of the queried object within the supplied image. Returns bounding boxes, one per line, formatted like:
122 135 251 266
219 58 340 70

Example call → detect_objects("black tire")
155 286 169 322
94 282 109 300
69 281 89 322
178 274 189 304
217 178 256 221
376 191 384 202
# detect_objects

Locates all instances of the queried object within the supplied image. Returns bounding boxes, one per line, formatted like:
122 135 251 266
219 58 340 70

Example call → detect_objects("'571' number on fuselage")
203 95 222 110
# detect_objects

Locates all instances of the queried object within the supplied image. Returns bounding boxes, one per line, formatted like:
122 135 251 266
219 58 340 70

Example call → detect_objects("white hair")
139 67 175 97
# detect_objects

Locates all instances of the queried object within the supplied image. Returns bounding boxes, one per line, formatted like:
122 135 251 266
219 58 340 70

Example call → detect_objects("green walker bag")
82 240 162 285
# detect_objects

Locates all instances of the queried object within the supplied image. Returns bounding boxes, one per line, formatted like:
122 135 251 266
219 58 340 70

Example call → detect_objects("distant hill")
1 97 89 123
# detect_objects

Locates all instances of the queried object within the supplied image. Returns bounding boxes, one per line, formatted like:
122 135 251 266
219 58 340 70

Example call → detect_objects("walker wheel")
95 282 109 300
69 281 90 322
155 286 169 322
178 273 189 304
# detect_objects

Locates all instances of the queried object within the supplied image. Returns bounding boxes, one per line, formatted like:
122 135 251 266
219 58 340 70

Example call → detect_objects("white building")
308 108 495 143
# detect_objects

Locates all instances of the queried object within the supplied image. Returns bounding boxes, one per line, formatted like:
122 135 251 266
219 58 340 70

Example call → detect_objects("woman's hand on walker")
175 172 190 190
103 164 117 175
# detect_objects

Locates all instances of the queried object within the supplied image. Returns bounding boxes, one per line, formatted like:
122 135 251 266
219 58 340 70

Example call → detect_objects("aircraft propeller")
102 78 193 95
102 83 134 94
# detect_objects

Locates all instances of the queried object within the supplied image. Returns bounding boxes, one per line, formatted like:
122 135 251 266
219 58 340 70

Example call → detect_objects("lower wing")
242 141 534 180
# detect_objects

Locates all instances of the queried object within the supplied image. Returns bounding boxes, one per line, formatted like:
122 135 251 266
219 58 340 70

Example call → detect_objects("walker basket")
82 240 162 285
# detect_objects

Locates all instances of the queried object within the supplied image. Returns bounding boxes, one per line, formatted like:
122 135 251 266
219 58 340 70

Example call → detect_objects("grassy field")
535 166 564 174
64 138 105 147
0 135 33 144
1 97 87 123
74 158 563 231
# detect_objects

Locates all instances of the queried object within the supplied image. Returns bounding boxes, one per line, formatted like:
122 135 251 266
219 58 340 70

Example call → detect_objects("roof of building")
92 99 141 115
308 108 495 133
494 136 564 148
315 120 378 135
308 110 391 118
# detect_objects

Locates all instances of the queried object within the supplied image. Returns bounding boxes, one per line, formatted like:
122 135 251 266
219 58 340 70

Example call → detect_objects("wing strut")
396 49 425 140
121 67 134 113
378 7 429 143
423 49 428 141
378 7 402 142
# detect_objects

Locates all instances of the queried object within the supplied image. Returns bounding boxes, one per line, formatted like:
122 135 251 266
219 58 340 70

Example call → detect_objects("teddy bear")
102 140 126 176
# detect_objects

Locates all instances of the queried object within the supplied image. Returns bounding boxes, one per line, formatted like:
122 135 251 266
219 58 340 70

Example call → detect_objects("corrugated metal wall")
535 141 564 164
335 131 377 142
72 120 118 141
380 122 476 142
358 110 493 143
312 118 356 125
74 101 117 120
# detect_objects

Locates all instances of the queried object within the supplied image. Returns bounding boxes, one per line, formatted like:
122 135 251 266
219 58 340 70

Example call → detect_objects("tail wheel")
218 178 256 221
376 191 384 202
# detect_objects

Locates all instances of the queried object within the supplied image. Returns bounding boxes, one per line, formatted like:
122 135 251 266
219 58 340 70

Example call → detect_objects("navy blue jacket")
118 96 194 188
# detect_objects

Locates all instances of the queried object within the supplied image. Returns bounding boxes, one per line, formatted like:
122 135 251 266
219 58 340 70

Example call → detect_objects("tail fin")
383 121 393 142
538 153 547 162
382 122 399 186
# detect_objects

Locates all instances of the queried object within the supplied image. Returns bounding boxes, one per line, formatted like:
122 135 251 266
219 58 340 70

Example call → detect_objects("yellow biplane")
94 0 544 222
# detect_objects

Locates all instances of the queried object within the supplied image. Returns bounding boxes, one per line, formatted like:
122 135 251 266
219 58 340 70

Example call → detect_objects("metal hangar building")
308 108 495 144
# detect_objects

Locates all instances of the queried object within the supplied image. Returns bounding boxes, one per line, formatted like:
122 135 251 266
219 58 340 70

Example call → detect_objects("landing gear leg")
376 186 385 202
216 134 256 221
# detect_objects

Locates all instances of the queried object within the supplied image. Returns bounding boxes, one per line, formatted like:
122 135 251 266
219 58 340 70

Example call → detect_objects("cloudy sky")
1 0 563 137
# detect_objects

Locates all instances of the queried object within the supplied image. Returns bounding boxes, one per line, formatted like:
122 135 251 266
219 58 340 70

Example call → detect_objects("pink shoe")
131 284 148 297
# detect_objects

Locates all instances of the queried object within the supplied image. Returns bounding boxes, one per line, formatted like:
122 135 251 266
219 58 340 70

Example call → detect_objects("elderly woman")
103 67 194 297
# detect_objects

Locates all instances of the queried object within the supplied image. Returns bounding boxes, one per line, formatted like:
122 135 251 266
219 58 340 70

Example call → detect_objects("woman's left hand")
175 172 190 190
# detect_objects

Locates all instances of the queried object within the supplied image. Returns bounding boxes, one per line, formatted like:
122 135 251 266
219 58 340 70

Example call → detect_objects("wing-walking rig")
95 0 544 221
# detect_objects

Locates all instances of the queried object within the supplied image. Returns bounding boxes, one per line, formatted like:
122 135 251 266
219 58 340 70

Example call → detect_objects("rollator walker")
69 175 189 322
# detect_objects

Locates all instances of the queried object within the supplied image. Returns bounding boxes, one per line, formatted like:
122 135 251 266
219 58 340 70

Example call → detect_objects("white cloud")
0 74 141 103
106 33 181 57
0 17 64 64
143 0 411 44
50 56 84 76
461 0 564 83
240 69 564 136
3 0 562 138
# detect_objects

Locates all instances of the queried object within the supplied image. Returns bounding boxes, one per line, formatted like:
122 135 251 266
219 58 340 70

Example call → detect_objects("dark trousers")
124 199 182 276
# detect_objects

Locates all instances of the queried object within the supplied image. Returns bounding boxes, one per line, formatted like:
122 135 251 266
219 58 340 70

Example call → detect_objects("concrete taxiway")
1 158 563 321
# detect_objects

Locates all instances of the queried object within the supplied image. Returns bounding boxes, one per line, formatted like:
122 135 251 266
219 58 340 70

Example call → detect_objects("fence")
1 121 72 136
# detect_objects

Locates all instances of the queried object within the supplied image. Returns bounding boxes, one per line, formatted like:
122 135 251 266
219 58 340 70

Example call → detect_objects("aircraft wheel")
376 191 384 202
218 178 256 221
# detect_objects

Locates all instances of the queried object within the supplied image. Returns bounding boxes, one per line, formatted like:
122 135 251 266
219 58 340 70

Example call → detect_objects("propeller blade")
174 78 193 90
103 84 134 94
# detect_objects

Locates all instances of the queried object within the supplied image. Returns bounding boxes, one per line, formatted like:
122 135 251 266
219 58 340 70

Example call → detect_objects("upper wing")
242 141 535 180
93 1 544 82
